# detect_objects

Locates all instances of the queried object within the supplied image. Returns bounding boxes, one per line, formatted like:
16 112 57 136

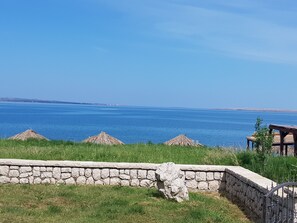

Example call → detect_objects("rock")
147 170 156 181
71 168 80 178
0 176 10 183
76 176 86 184
85 169 92 178
155 162 189 202
93 169 101 180
0 166 9 176
20 166 32 173
53 168 61 179
86 177 94 185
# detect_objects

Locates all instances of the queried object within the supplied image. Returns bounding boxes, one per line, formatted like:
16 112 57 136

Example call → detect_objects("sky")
1 0 297 109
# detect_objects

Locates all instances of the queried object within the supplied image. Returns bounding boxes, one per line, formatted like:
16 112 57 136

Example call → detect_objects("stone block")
140 179 151 187
10 166 19 170
93 169 101 180
86 177 94 185
11 178 19 184
79 168 85 176
41 172 52 178
71 168 80 178
20 173 30 178
196 172 206 181
0 166 9 176
61 173 71 179
110 178 121 185
103 178 110 185
46 167 53 171
41 178 50 184
110 169 119 178
138 170 147 179
147 170 156 181
185 171 195 180
0 176 10 183
33 170 41 177
20 178 29 184
20 166 32 173
95 180 104 185
119 174 130 180
121 180 130 186
85 169 92 178
57 179 65 185
131 179 139 187
130 170 137 179
214 172 221 180
198 182 208 190
65 177 76 185
40 167 46 171
61 167 72 173
9 170 19 178
76 176 86 184
101 169 109 178
34 178 42 184
206 172 214 181
33 167 40 171
186 180 198 189
208 180 220 191
53 167 61 179
50 178 56 184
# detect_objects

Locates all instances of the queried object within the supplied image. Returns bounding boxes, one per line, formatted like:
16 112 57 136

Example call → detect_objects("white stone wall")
0 159 226 192
225 166 275 218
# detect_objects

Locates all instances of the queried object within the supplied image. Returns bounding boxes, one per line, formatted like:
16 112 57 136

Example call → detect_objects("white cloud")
95 0 297 64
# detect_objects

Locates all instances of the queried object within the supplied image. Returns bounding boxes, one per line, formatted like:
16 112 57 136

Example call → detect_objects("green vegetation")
253 118 273 161
0 184 251 223
0 139 237 165
0 139 296 182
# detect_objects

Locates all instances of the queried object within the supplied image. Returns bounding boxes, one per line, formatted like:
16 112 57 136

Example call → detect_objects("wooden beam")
269 124 297 134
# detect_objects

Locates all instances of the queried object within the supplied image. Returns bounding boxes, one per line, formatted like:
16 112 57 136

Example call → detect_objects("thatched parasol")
9 129 49 141
164 134 202 146
83 131 124 145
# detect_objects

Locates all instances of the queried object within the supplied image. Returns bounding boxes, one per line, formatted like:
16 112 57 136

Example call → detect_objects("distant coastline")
1 97 296 113
0 98 108 106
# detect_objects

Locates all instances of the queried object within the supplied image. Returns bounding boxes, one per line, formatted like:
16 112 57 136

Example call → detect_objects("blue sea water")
0 102 297 148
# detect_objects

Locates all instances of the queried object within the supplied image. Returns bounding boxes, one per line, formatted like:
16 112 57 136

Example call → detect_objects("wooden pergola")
269 124 297 157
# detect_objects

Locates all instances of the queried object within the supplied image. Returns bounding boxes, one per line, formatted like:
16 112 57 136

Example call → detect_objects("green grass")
0 139 238 165
0 184 251 223
0 139 297 182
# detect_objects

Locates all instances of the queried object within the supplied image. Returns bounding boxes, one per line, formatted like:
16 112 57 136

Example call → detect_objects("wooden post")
280 131 285 156
247 139 249 150
294 134 297 157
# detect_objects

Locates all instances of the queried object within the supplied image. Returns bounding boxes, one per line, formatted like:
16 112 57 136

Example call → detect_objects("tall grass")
0 139 237 165
0 139 297 182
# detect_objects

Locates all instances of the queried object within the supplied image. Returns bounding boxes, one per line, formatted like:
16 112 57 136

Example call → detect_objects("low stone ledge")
226 166 275 193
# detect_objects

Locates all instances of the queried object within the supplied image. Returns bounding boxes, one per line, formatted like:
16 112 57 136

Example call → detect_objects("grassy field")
0 184 251 223
0 139 296 182
0 139 238 165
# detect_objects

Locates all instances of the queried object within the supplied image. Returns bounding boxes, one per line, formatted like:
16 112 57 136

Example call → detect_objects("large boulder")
155 162 189 202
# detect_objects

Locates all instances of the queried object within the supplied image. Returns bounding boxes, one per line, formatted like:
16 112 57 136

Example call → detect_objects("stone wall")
0 159 226 192
0 159 276 219
225 166 274 218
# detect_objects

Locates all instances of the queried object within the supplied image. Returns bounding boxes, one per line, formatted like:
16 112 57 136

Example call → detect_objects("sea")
0 102 297 148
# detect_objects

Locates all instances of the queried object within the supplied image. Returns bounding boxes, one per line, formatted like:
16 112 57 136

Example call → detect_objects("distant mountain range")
0 98 108 106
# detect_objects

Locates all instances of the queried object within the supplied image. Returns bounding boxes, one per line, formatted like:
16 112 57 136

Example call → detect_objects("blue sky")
1 0 297 109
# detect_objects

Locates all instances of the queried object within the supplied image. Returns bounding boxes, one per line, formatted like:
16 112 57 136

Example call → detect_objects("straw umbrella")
83 131 124 145
9 129 49 141
164 134 202 146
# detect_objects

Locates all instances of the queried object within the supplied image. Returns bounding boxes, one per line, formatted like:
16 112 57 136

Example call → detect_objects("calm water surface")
1 102 297 148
